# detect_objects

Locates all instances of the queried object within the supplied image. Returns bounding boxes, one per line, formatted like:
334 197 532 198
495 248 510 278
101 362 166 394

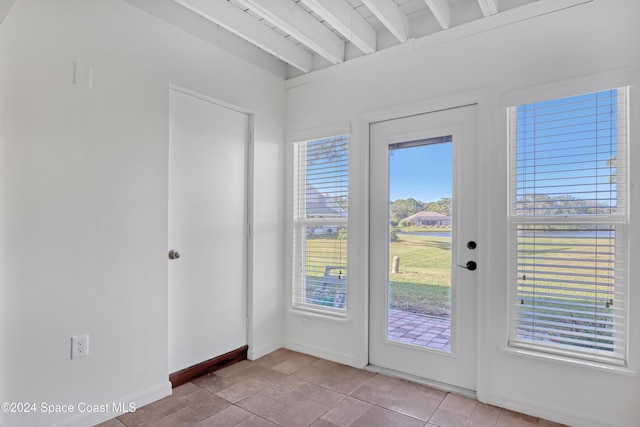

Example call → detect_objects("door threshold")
365 364 476 399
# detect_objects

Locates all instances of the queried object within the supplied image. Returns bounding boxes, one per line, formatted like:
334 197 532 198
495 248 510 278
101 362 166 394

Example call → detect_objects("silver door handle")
168 250 180 260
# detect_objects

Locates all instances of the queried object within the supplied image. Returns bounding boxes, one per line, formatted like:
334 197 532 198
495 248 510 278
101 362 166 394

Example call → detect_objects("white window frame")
506 82 630 367
291 133 349 317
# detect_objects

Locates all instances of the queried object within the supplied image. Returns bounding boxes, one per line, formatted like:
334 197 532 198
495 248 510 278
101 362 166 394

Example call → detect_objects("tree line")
390 197 451 225
390 193 615 226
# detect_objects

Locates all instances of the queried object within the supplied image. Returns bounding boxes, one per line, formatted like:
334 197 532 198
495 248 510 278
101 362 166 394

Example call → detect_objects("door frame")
167 84 255 370
358 89 490 400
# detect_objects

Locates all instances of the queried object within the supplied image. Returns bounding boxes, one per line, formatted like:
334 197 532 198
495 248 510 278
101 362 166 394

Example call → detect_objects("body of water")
399 231 610 238
400 231 452 237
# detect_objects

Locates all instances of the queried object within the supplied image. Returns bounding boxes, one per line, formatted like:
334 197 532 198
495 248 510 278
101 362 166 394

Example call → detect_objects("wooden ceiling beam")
236 0 346 64
175 0 312 72
361 0 409 43
477 0 499 17
425 0 451 30
300 0 377 54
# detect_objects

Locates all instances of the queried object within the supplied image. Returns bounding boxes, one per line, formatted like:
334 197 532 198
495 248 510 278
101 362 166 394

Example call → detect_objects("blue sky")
386 89 621 206
389 142 452 202
515 89 620 208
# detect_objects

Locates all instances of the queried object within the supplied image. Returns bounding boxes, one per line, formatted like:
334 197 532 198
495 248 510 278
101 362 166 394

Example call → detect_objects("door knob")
458 261 477 271
168 250 180 260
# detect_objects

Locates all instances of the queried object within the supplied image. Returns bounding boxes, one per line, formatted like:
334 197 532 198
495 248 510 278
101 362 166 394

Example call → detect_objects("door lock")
467 241 477 250
168 250 181 260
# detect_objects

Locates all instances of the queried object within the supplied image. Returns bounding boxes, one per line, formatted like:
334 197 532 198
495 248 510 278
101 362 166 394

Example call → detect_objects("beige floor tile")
497 409 539 427
262 350 319 375
117 405 164 427
217 363 288 387
236 391 291 420
313 396 372 426
395 386 446 421
273 398 338 427
253 348 297 368
288 359 335 384
94 419 126 427
281 382 345 407
172 382 203 398
235 414 280 426
215 378 269 403
179 388 231 418
429 407 474 427
352 373 446 420
258 375 307 400
309 419 336 427
305 363 375 394
192 372 234 394
438 393 478 418
150 407 206 427
103 349 568 427
350 375 406 410
215 360 255 378
147 392 186 416
194 405 253 427
470 403 502 426
352 404 426 427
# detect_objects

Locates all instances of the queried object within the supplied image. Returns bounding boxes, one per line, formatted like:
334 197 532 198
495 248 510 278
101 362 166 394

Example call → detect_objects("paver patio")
388 308 451 351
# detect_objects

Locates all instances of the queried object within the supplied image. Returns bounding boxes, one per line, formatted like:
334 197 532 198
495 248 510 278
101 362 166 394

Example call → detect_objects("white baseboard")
488 391 619 427
50 381 172 427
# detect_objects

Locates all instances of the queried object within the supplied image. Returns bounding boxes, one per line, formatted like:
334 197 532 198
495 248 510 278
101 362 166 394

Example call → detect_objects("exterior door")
168 88 248 374
369 105 478 392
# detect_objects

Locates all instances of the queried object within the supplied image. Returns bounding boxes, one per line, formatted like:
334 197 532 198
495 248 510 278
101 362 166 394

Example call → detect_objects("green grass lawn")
388 233 452 316
303 232 453 315
304 232 615 329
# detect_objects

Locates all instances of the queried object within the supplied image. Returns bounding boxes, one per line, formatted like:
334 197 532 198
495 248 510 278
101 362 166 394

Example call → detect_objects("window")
508 88 629 365
292 134 348 315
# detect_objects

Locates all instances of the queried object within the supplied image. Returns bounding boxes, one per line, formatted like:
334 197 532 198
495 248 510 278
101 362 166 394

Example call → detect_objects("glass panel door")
388 139 452 351
369 105 477 392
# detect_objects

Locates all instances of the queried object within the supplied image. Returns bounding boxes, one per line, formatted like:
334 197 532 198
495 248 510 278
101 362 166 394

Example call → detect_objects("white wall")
284 0 640 426
0 1 285 426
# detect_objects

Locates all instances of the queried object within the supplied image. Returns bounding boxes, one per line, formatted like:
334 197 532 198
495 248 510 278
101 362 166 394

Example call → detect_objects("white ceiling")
169 0 539 75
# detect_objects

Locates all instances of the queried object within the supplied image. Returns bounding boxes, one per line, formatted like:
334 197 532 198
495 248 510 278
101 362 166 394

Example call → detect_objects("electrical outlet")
71 334 89 359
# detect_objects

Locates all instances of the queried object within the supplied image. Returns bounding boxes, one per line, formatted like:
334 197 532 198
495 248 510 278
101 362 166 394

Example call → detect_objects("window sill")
500 346 638 376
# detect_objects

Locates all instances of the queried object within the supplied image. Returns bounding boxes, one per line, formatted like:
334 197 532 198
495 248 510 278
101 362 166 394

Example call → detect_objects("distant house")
402 211 452 227
306 185 346 218
306 184 346 234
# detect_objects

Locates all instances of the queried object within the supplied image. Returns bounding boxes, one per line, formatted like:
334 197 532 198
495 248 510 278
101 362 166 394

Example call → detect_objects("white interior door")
168 88 248 374
369 105 478 392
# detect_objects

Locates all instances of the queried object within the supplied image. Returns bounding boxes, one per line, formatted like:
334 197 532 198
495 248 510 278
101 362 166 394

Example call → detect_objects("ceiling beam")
236 0 345 65
361 0 409 43
477 0 498 16
174 0 312 72
424 0 451 30
300 0 376 54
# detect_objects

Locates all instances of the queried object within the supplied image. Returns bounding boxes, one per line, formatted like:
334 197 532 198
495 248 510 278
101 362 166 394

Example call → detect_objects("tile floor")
98 349 567 427
388 309 451 351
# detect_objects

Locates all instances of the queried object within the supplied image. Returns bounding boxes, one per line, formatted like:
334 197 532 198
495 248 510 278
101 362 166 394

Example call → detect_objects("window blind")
508 88 629 365
292 135 348 314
